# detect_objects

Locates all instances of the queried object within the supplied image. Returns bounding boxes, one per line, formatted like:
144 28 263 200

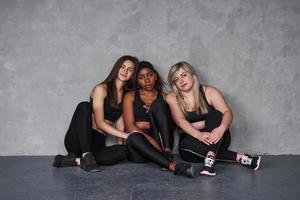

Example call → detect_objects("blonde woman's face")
172 67 194 92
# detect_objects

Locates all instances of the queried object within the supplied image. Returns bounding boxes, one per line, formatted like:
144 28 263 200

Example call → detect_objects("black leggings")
126 98 175 168
64 102 128 165
126 133 171 169
149 97 175 150
179 110 237 162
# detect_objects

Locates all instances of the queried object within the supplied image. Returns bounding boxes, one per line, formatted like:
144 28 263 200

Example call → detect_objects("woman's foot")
240 154 261 170
174 163 198 178
200 155 216 176
53 153 77 167
80 152 102 172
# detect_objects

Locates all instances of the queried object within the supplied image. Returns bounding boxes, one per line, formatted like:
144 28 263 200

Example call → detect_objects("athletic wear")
148 95 175 150
61 101 128 166
53 153 77 168
179 95 238 162
240 154 261 170
133 90 151 122
200 155 216 176
126 132 171 168
80 152 102 172
174 163 198 178
126 93 175 169
90 97 122 122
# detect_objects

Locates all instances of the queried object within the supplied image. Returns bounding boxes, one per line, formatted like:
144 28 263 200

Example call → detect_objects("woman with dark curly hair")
123 61 197 178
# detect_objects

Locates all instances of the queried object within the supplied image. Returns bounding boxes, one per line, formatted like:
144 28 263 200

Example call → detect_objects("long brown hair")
168 61 209 115
97 55 138 108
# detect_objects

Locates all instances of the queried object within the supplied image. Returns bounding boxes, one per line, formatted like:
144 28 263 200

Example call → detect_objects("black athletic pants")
64 102 128 165
126 98 175 169
179 110 237 162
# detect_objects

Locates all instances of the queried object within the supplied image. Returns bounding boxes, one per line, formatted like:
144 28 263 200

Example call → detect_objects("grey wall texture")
0 0 299 155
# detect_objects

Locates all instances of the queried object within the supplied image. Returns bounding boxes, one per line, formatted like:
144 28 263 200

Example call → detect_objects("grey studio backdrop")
0 0 299 156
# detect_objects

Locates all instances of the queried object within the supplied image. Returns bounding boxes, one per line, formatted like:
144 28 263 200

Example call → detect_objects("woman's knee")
205 110 223 129
126 132 144 146
207 110 222 121
150 98 170 114
76 101 91 115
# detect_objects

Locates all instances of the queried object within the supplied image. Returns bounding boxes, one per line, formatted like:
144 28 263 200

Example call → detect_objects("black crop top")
90 97 122 122
133 90 163 122
185 94 214 123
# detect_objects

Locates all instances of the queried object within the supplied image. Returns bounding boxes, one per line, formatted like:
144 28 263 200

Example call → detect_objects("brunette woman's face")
117 60 135 81
172 67 194 92
137 67 157 91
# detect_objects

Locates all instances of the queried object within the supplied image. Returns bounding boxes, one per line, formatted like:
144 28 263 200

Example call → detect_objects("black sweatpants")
126 98 175 168
179 110 237 162
64 102 128 165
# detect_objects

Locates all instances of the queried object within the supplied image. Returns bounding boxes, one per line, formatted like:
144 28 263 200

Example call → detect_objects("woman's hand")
209 125 225 144
196 132 212 145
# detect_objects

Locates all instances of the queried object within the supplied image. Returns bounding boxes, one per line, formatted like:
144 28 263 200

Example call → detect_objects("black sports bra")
185 93 214 123
90 97 122 122
133 90 163 122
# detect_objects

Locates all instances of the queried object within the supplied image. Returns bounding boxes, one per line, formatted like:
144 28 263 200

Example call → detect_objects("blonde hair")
167 61 209 115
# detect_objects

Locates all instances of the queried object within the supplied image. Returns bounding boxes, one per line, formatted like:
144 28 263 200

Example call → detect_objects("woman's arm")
115 116 125 144
123 91 145 133
92 84 129 139
205 86 233 143
165 92 212 145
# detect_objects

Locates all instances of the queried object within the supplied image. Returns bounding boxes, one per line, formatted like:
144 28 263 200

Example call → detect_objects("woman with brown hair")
53 55 138 172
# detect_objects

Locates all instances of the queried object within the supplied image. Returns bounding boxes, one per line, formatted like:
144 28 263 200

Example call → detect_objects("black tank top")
90 97 122 122
185 94 214 123
133 90 163 122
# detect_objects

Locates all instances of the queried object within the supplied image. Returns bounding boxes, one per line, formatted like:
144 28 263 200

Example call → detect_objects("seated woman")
123 61 197 178
166 61 261 176
53 55 138 172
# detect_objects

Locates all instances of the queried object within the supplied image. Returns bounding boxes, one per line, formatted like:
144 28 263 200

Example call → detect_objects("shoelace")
241 155 252 165
204 157 215 167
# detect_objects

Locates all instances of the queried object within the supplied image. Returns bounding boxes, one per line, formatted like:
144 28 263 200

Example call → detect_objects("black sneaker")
53 153 77 168
174 163 198 178
80 152 102 172
200 155 216 176
240 154 261 170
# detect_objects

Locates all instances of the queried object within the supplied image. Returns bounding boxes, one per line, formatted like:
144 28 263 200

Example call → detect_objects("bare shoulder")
161 91 168 100
204 85 225 105
203 85 222 96
91 83 107 98
124 90 135 101
165 91 177 102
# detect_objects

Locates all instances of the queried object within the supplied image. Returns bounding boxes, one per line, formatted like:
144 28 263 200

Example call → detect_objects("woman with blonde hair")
166 61 261 176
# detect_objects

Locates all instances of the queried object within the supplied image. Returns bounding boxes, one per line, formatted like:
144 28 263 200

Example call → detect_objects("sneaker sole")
80 164 103 172
200 170 216 176
61 159 77 167
254 156 261 171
